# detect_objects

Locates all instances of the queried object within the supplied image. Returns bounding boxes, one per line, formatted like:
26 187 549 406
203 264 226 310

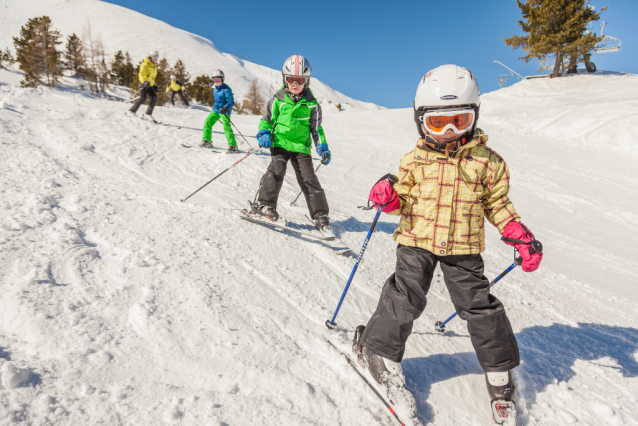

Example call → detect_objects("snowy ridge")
1 66 638 424
0 0 384 112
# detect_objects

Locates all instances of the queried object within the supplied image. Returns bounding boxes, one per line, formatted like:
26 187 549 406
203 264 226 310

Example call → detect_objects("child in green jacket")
250 55 332 234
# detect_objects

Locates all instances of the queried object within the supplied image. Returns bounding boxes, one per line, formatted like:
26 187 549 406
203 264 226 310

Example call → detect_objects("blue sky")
106 0 638 108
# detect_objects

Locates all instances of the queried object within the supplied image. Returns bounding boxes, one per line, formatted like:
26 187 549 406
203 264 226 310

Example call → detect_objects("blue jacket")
213 83 235 114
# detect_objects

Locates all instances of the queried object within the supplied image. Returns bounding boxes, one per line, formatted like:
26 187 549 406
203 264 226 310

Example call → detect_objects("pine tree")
155 57 170 106
111 50 135 86
242 79 265 115
13 16 63 87
189 74 215 106
172 58 191 87
64 33 85 76
0 48 15 68
504 0 604 77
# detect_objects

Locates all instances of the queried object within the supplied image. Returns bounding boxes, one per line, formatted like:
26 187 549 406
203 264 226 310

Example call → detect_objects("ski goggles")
212 77 223 82
285 76 308 86
420 108 475 135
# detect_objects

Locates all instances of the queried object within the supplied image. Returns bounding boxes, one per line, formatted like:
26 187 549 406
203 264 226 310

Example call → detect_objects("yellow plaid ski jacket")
390 129 520 255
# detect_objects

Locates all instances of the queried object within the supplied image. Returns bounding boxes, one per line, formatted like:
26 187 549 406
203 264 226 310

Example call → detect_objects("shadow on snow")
331 216 397 236
402 322 638 424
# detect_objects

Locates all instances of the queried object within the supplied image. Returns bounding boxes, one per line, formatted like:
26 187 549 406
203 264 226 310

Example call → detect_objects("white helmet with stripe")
414 64 481 137
282 55 311 88
149 50 159 62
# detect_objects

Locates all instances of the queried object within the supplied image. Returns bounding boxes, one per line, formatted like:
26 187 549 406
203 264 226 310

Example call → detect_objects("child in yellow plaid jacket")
354 65 543 422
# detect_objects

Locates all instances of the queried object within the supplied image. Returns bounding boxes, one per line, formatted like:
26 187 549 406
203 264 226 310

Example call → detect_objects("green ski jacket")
258 88 327 155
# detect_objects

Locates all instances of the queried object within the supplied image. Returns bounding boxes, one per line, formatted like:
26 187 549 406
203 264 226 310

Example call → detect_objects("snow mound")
0 0 383 112
481 72 638 155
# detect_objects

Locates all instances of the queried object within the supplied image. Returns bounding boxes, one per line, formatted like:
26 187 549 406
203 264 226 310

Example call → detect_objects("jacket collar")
274 87 316 104
415 129 488 160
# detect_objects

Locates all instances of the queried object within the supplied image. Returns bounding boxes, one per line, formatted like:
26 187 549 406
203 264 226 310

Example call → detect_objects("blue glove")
316 143 331 165
257 129 272 148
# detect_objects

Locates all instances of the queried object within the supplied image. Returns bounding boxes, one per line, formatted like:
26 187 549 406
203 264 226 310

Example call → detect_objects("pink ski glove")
502 221 543 272
369 179 400 213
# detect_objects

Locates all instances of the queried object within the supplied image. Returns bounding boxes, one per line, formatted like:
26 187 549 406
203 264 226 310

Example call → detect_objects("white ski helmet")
414 64 481 137
282 55 311 88
170 75 176 79
149 50 159 62
211 69 224 81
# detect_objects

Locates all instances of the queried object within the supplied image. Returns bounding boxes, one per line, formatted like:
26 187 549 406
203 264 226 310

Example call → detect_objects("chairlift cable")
619 26 638 38
606 0 638 25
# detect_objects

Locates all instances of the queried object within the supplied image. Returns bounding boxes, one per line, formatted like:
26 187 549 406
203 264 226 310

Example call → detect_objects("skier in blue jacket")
201 69 238 153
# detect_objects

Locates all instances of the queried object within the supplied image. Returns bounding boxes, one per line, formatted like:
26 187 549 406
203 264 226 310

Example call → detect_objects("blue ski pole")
326 174 397 330
326 206 384 330
434 261 519 333
435 228 543 333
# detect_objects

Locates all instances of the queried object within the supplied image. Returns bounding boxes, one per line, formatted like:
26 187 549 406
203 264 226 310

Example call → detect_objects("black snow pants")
169 89 189 106
361 244 520 372
129 83 157 115
257 147 329 219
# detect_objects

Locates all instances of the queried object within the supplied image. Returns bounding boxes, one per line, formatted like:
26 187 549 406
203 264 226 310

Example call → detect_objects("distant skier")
249 55 332 235
126 50 160 122
354 65 543 425
200 70 238 153
166 75 189 107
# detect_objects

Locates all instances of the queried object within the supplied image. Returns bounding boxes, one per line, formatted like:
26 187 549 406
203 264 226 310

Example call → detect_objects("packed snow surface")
0 0 383 112
2 4 638 422
1 67 637 425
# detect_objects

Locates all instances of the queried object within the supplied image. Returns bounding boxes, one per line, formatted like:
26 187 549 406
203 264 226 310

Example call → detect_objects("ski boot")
314 214 336 239
352 326 418 422
200 140 213 148
250 202 279 221
486 370 518 425
125 111 136 117
141 113 157 123
227 145 239 154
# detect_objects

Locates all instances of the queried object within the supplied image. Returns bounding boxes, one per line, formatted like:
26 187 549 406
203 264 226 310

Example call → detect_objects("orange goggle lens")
424 112 473 133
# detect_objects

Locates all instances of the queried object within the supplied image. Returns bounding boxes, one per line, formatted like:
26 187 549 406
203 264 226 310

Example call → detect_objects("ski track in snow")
1 71 638 425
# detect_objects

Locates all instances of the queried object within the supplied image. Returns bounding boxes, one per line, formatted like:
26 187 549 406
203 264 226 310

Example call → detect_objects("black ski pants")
361 244 520 372
129 83 157 115
257 147 329 219
169 89 189 106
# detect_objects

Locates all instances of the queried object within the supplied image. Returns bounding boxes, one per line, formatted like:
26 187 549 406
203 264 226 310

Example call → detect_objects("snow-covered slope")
0 0 383 112
1 70 637 425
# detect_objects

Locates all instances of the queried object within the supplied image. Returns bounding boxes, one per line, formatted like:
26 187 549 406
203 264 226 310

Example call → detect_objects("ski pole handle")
434 261 519 333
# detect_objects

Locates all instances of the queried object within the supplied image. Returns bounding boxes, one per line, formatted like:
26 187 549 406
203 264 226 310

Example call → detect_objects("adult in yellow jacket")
165 75 189 107
127 50 160 122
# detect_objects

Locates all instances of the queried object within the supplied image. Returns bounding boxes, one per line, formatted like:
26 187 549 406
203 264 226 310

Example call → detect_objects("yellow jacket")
390 129 520 255
138 57 157 86
166 80 185 92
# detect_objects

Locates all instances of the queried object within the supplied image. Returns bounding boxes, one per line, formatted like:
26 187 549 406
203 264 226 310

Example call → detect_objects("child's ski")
239 206 351 255
324 338 408 426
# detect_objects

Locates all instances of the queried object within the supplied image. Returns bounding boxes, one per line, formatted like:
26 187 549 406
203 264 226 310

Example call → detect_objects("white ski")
239 206 351 255
324 334 421 426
